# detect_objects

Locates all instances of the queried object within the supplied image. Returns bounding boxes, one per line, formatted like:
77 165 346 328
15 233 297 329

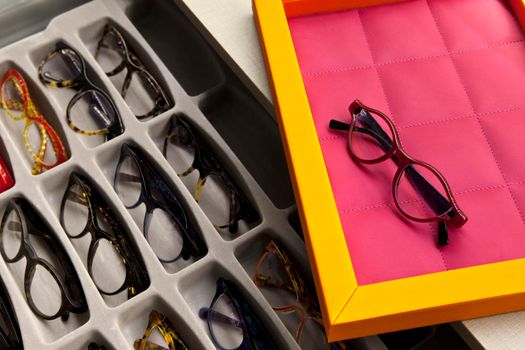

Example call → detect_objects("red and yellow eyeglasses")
0 69 68 175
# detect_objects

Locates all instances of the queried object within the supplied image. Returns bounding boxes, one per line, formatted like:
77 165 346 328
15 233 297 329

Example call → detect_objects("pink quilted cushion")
289 0 525 284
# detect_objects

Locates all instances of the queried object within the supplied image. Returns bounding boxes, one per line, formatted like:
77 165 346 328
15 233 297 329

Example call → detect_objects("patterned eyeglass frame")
0 197 87 320
163 116 258 234
133 310 189 350
0 68 68 174
38 41 124 140
254 240 350 350
59 172 149 299
95 23 172 119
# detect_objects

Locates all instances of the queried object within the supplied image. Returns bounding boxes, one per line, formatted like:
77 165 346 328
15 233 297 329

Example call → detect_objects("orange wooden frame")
253 0 525 341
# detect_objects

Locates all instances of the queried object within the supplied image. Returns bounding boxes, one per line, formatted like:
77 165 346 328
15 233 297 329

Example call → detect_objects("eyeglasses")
254 240 349 350
163 116 258 234
59 173 149 299
114 144 206 263
199 277 278 350
0 68 68 174
329 100 468 246
134 310 189 350
95 23 172 119
38 41 124 140
0 273 23 349
88 343 107 350
0 154 14 193
0 198 87 320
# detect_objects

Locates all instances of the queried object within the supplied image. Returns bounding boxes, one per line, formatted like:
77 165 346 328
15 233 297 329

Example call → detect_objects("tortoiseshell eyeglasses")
60 173 149 299
329 100 467 246
134 310 189 350
163 116 258 234
254 240 350 350
38 41 124 140
95 23 173 119
0 68 68 174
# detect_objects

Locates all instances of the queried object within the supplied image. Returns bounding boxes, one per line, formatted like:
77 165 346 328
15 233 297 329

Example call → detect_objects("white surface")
178 1 525 349
177 0 273 114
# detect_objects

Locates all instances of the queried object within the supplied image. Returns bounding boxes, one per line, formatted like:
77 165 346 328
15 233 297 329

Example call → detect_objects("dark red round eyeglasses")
330 99 467 246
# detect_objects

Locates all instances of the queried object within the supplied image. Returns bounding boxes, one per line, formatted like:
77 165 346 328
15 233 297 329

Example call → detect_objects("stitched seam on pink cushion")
356 7 448 270
355 10 396 123
303 39 525 78
426 0 525 231
340 182 521 213
400 104 525 129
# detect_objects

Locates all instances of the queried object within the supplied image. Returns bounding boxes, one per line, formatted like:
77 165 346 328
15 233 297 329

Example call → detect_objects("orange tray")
254 0 525 341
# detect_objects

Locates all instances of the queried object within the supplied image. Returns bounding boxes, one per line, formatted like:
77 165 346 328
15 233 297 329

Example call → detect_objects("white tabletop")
176 0 273 114
177 0 521 348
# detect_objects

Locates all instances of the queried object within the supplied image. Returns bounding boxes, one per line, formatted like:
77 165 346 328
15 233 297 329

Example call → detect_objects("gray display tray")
0 0 306 349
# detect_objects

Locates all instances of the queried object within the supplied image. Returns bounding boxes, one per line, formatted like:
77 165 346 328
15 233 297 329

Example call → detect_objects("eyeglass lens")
165 123 232 228
97 30 125 74
351 108 395 161
210 293 244 349
42 48 82 82
96 28 162 117
25 120 59 166
29 263 62 317
1 207 65 318
257 251 298 309
114 154 185 262
61 185 127 295
69 90 116 133
143 328 170 349
396 164 452 220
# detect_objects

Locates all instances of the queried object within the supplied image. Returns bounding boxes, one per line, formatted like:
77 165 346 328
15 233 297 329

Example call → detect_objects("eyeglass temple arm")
198 307 243 329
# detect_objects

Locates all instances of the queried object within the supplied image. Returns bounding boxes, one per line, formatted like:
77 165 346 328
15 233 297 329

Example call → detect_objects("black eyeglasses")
0 274 23 349
114 144 206 263
163 116 258 234
88 343 107 350
199 277 278 350
60 173 149 299
0 198 87 320
95 23 173 119
38 41 124 140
